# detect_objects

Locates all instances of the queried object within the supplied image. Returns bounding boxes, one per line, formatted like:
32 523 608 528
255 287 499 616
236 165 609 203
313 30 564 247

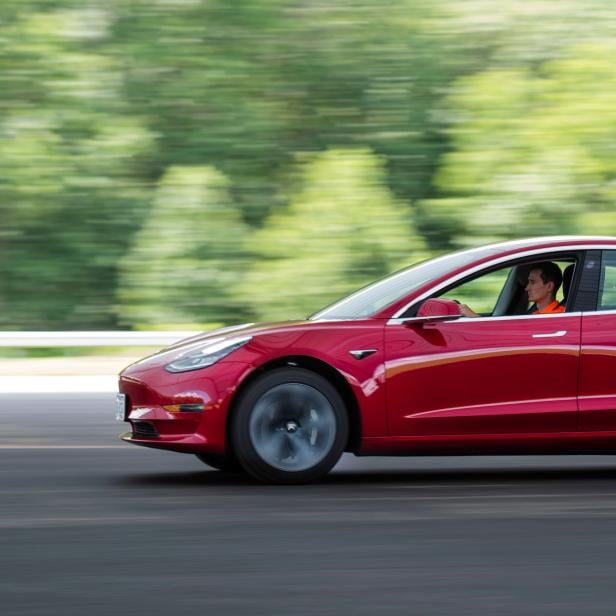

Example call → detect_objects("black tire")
231 368 349 484
195 453 242 472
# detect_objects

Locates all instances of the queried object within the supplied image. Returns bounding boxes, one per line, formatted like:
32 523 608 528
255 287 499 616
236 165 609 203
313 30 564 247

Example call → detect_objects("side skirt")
359 431 616 456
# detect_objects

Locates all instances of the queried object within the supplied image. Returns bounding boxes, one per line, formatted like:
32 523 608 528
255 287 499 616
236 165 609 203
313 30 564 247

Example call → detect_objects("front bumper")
118 361 253 455
120 431 211 453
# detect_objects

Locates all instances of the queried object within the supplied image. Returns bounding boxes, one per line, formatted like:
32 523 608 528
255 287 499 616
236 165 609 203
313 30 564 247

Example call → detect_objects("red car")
117 236 616 483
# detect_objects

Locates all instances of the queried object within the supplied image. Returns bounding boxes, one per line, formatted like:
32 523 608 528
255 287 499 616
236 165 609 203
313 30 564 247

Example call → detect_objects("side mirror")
407 298 463 325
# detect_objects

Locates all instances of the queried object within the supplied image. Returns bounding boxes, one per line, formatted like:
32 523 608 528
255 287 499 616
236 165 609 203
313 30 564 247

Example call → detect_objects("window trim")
388 311 582 326
388 244 616 324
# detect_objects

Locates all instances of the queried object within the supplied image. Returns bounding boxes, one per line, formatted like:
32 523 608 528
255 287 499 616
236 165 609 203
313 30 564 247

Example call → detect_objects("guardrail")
0 331 200 347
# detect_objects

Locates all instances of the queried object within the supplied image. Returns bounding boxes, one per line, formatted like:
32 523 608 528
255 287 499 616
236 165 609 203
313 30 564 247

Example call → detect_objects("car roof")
434 236 616 267
377 236 616 318
455 235 616 254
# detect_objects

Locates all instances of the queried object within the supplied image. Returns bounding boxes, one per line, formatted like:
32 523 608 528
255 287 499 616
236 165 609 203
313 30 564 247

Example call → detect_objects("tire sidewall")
231 368 349 484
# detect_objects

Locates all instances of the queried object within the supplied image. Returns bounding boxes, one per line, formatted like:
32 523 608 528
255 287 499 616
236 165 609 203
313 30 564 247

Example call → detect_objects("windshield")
310 246 500 320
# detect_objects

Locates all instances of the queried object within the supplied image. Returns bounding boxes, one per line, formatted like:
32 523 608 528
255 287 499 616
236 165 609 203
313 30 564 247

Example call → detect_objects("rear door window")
599 251 616 310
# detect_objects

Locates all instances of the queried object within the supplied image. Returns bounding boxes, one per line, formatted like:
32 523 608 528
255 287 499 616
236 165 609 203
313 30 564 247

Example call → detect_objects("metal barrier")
0 331 200 347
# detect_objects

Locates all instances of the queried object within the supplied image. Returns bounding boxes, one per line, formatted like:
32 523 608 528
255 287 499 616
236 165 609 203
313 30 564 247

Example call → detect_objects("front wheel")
231 368 349 484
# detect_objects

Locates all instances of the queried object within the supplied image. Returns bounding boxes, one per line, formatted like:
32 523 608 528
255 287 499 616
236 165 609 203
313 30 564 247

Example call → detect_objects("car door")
578 250 616 431
385 258 582 437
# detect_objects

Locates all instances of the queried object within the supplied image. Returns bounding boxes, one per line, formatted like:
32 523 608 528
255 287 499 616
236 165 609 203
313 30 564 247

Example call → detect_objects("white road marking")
373 483 532 489
323 493 616 501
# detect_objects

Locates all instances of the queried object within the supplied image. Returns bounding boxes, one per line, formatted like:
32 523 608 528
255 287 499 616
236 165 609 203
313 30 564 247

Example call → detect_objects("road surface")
1 393 616 614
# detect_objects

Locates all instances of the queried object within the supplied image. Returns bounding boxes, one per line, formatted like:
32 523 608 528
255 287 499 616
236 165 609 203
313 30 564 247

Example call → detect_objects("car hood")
122 321 312 373
161 320 311 352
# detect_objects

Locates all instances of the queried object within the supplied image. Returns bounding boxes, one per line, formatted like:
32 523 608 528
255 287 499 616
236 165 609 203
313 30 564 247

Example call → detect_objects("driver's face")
525 269 554 304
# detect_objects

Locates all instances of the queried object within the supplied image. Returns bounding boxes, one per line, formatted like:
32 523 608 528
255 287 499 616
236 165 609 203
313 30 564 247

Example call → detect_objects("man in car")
460 261 565 317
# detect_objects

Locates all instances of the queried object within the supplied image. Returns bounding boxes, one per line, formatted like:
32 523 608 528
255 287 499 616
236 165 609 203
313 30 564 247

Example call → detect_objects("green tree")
236 148 426 321
117 166 250 327
0 5 155 329
424 41 616 247
4 0 616 330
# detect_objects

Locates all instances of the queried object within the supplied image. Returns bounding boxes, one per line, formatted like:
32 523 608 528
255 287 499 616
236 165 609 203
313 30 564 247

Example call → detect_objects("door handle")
532 330 567 338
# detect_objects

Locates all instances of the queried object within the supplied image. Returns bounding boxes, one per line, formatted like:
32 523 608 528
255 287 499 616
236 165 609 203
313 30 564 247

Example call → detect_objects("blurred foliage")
117 165 250 325
235 148 426 320
426 41 616 247
0 0 616 329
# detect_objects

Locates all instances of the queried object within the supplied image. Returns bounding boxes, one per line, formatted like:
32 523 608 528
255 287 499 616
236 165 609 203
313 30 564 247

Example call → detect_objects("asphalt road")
2 394 616 615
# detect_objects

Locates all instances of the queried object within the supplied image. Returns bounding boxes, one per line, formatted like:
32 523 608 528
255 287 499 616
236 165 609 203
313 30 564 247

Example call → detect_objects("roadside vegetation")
1 1 615 330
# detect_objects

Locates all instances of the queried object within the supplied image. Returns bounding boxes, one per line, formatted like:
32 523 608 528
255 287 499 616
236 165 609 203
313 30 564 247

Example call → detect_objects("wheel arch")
225 355 362 456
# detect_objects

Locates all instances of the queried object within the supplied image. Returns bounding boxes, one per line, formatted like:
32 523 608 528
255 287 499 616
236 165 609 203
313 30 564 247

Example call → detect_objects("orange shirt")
533 300 565 315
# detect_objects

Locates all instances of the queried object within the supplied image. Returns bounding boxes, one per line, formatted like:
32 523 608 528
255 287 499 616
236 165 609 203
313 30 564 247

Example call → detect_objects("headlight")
164 336 252 373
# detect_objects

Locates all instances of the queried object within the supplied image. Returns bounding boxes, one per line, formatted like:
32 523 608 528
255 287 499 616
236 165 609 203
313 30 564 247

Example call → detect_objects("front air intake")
132 421 159 439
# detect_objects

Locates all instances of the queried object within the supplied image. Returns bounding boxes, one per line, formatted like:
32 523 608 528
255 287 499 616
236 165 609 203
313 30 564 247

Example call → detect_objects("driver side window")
439 267 511 316
435 257 576 318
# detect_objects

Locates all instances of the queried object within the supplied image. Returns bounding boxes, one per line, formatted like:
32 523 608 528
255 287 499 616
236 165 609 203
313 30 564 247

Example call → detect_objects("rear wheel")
195 453 242 472
231 368 349 484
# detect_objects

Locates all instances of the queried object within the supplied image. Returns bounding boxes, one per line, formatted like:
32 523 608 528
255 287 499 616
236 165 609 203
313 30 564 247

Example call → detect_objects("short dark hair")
531 261 562 295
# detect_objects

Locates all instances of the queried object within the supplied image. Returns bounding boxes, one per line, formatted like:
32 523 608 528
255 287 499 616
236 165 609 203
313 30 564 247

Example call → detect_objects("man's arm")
459 304 480 317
